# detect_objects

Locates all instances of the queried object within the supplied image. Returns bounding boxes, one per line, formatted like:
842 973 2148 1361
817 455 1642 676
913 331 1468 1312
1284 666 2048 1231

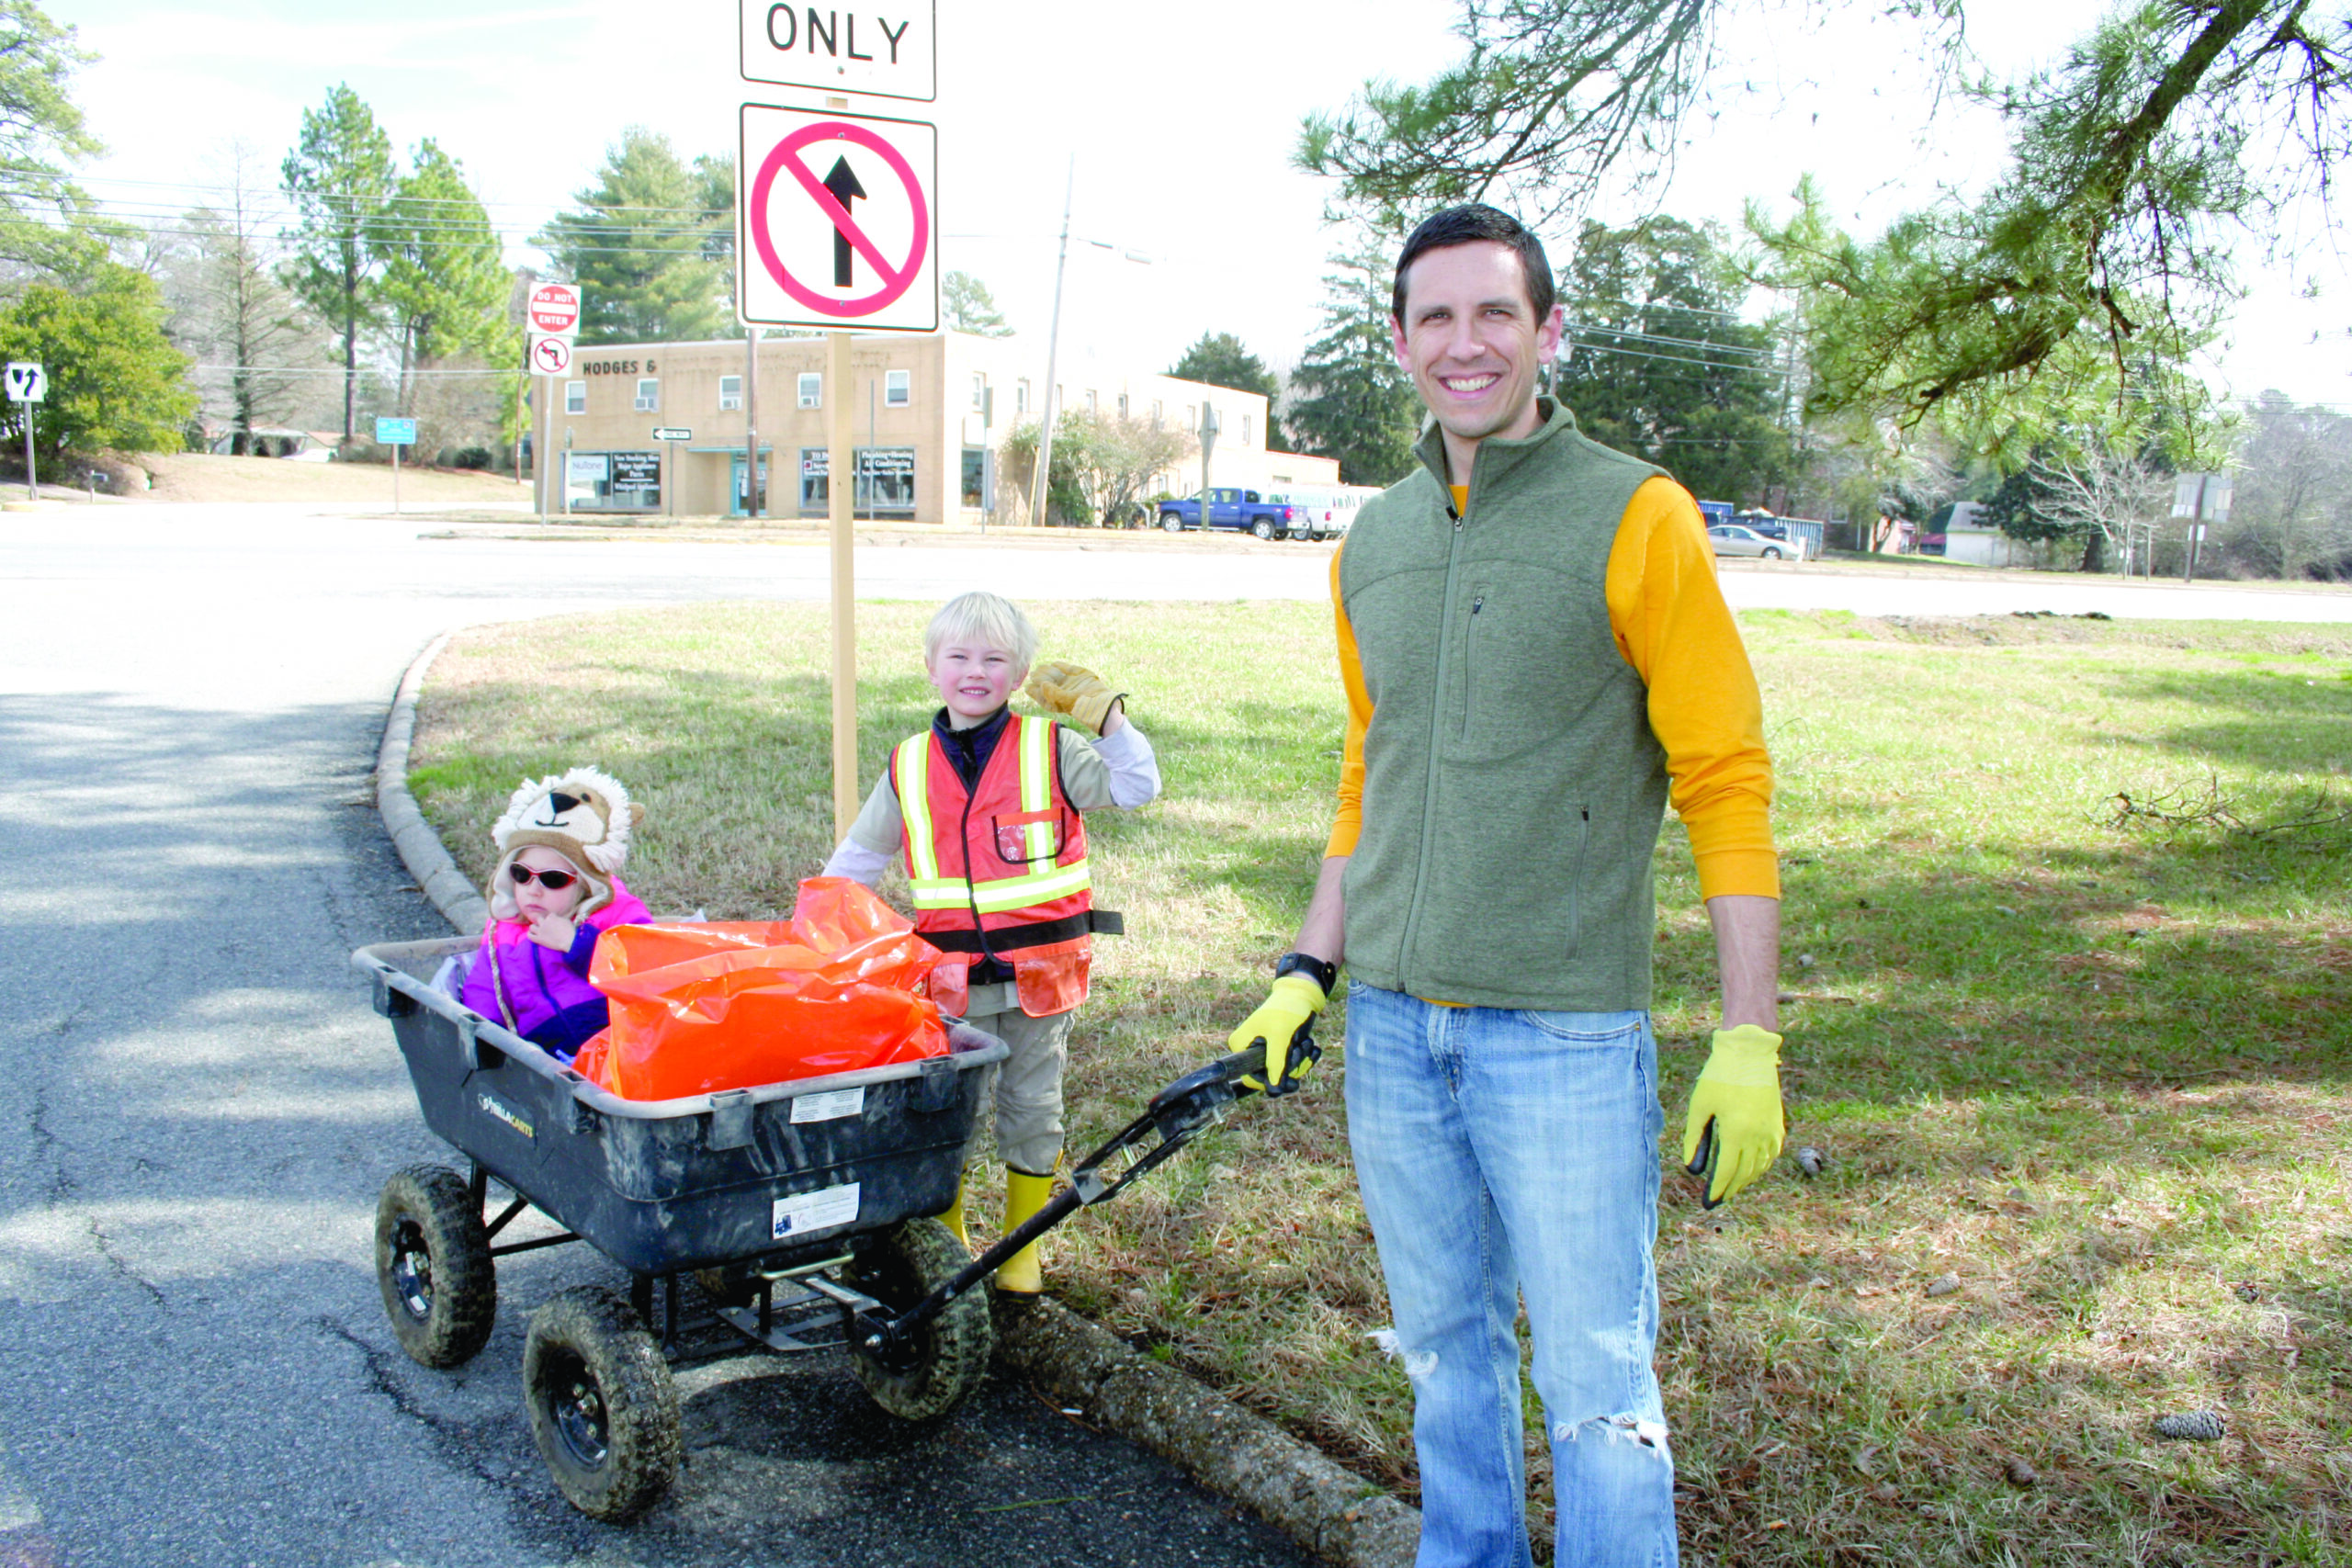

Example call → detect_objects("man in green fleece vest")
1229 205 1785 1567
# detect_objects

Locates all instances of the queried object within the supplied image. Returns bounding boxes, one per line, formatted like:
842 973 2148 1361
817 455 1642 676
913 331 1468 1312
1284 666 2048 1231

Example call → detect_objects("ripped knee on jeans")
1555 1413 1671 1458
1364 1327 1439 1382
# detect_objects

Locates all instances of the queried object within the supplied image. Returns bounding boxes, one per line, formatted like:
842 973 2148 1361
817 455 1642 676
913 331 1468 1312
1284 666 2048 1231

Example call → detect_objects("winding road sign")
737 103 937 333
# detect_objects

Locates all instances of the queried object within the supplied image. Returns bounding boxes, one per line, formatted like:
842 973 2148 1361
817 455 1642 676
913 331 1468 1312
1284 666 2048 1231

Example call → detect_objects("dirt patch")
125 451 528 506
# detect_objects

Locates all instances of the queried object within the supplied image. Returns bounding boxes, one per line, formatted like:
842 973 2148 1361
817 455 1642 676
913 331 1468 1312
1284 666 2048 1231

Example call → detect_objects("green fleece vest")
1338 399 1669 1011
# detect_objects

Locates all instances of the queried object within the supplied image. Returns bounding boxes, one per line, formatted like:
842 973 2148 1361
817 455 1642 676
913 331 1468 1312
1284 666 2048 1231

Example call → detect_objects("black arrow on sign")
822 155 867 288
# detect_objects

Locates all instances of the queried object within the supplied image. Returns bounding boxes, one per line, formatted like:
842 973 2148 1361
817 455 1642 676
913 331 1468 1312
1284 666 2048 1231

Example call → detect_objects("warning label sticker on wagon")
773 1182 861 1239
790 1087 865 1123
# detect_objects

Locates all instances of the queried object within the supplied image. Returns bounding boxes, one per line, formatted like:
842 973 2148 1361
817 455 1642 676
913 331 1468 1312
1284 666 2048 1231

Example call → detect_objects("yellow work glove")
1680 1024 1785 1207
1024 660 1125 736
1230 974 1327 1096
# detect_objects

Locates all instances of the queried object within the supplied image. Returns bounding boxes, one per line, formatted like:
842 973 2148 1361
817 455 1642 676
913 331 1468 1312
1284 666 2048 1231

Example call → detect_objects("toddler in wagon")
458 767 650 1060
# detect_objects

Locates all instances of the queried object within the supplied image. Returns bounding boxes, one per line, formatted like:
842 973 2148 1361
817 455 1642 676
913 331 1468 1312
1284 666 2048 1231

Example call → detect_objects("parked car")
1707 523 1789 559
1156 487 1305 539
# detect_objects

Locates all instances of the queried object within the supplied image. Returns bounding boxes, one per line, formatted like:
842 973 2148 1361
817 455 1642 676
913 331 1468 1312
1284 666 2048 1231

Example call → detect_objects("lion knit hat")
485 766 644 922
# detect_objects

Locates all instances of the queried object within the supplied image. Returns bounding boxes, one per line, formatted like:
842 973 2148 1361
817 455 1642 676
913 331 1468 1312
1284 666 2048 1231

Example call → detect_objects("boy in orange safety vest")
821 591 1160 1292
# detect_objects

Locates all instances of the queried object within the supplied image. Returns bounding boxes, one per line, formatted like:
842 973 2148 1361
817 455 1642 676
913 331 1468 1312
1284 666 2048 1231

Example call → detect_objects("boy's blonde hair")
923 591 1038 671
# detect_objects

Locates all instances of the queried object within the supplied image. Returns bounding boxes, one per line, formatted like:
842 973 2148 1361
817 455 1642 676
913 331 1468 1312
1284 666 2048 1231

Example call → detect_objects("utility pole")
1029 156 1074 528
744 328 761 517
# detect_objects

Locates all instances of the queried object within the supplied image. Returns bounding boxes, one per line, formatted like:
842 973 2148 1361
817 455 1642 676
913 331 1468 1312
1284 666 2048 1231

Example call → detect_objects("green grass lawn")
411 602 2352 1567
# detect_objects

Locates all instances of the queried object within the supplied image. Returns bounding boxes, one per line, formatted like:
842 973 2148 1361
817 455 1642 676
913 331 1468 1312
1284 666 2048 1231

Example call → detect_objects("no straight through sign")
737 102 937 333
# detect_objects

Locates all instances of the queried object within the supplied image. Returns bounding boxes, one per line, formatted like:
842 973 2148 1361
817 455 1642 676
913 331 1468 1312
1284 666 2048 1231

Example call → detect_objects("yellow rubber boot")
995 1168 1054 1295
938 1172 969 1250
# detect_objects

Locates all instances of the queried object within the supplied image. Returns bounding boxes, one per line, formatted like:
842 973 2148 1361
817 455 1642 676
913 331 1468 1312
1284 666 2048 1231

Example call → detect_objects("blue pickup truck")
1156 487 1306 539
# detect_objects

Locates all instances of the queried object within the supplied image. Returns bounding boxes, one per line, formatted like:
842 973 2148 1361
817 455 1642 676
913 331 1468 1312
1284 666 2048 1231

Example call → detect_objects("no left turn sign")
737 103 937 333
529 334 574 375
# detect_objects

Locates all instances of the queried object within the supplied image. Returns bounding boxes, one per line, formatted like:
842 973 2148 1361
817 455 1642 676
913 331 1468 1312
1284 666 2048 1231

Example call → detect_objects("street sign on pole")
527 283 584 338
375 417 416 516
529 334 574 375
737 104 937 333
651 426 693 443
6 361 43 501
740 0 935 102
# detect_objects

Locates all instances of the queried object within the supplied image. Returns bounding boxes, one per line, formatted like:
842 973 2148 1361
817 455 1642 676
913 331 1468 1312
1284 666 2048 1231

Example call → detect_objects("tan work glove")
1024 660 1125 735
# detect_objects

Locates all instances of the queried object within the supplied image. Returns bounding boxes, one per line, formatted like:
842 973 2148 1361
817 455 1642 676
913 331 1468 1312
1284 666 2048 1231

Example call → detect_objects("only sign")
528 282 583 337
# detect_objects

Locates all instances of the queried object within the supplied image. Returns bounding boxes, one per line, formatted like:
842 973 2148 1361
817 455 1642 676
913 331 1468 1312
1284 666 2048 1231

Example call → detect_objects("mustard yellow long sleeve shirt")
1327 475 1779 901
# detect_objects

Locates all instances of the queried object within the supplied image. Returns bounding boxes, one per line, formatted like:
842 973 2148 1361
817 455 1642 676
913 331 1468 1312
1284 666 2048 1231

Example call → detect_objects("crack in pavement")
27 1085 74 1208
84 1216 166 1312
311 1312 594 1557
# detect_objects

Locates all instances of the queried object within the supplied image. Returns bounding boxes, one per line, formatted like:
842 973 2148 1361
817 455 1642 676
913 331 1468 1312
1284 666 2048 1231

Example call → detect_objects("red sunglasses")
509 865 579 890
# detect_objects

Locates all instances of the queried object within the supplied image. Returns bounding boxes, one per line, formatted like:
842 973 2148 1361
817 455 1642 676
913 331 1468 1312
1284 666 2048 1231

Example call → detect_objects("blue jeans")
1344 984 1676 1568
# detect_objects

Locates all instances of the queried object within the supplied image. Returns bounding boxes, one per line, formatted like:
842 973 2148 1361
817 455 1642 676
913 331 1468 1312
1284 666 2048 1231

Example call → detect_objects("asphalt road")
0 505 1315 1568
3 504 2345 1567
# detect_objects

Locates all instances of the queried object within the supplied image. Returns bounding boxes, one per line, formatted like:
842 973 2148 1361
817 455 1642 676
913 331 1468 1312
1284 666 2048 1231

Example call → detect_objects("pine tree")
1167 332 1291 451
536 129 733 344
944 271 1012 336
1286 238 1420 487
281 85 395 441
379 141 516 418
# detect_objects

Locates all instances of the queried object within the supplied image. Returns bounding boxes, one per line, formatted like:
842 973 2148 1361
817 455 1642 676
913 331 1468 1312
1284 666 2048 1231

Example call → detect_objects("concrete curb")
370 629 1418 1568
376 632 489 936
994 1296 1419 1566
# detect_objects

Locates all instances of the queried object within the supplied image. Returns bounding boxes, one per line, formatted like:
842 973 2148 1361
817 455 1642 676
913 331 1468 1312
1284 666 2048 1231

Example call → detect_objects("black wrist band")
1273 952 1339 996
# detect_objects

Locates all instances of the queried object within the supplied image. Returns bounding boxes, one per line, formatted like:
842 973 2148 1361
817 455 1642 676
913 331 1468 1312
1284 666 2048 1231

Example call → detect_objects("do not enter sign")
528 282 583 337
737 103 937 333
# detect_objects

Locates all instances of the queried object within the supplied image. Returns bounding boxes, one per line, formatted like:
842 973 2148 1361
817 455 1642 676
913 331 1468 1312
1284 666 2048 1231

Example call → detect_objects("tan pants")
959 981 1074 1176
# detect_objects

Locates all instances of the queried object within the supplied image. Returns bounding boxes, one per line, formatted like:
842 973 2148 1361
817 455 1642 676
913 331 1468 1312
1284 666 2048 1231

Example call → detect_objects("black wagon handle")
855 1037 1303 1357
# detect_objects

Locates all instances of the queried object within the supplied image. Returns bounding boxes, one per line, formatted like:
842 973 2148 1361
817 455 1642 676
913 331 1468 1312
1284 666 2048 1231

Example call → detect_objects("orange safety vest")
891 714 1114 1019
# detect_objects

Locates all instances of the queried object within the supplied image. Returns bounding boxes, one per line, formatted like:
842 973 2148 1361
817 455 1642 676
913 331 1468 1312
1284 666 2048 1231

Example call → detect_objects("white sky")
56 0 2352 409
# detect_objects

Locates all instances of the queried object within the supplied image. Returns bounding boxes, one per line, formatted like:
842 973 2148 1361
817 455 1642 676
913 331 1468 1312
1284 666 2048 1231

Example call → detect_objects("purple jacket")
458 880 652 1059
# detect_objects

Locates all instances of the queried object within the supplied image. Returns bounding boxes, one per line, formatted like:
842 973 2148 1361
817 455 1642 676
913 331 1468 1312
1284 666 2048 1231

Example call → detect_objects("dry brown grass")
130 450 528 505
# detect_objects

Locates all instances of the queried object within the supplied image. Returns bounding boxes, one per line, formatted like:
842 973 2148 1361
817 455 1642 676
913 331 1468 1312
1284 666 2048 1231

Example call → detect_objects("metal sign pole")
828 329 858 838
392 440 401 516
21 412 34 502
537 373 550 525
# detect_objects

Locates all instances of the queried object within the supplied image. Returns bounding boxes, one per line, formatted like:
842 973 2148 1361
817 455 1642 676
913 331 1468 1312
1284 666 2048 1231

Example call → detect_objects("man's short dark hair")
1390 205 1555 326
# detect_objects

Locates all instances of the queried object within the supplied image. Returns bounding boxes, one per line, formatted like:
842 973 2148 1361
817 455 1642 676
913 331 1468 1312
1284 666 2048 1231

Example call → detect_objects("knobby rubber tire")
522 1286 681 1522
845 1217 993 1421
374 1165 496 1369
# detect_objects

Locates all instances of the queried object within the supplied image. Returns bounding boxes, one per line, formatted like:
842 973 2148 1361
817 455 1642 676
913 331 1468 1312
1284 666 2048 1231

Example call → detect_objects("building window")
1016 378 1029 413
1084 388 1097 414
1116 392 1128 419
962 446 987 509
885 368 910 407
1151 399 1162 428
798 372 821 409
971 373 985 412
856 446 917 514
1242 413 1253 447
564 380 585 415
799 446 829 513
1184 404 1195 433
633 378 658 412
718 374 742 412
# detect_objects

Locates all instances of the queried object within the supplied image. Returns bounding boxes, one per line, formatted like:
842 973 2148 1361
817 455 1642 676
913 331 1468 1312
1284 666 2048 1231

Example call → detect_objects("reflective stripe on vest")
896 716 1091 914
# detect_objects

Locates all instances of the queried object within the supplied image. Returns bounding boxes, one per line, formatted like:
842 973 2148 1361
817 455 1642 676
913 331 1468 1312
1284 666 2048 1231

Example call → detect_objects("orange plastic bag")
572 879 948 1100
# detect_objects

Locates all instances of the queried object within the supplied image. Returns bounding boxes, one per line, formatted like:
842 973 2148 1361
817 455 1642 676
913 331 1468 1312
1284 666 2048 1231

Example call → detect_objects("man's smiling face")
1390 240 1565 471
